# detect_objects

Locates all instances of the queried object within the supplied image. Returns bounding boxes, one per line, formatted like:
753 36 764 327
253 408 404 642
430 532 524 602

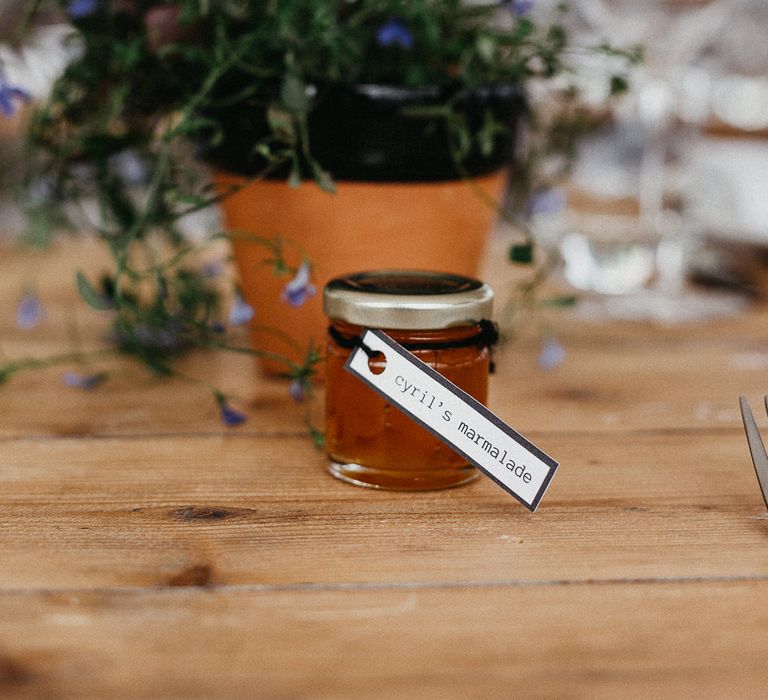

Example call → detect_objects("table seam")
2 573 768 597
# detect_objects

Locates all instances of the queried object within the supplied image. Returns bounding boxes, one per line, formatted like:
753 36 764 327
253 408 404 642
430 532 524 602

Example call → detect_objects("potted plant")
190 0 591 367
5 1 634 412
206 77 525 370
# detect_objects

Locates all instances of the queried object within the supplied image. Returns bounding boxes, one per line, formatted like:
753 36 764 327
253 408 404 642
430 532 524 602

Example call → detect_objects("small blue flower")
15 291 44 330
200 260 225 279
135 324 178 350
504 0 534 16
26 176 55 206
70 162 95 182
538 337 566 371
220 403 247 426
528 187 566 217
229 294 254 326
281 262 316 308
62 371 105 390
216 394 247 426
0 71 31 118
289 378 305 403
67 0 100 19
108 150 148 186
376 18 415 50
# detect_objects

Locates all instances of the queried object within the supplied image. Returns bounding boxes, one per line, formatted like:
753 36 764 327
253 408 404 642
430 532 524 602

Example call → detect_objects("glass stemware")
533 0 750 322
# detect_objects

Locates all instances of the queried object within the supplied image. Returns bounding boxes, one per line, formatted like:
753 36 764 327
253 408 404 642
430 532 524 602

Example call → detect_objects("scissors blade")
739 396 768 510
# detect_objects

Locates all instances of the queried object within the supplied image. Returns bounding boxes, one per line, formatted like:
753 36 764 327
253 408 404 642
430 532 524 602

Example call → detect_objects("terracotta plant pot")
214 170 507 373
205 83 524 373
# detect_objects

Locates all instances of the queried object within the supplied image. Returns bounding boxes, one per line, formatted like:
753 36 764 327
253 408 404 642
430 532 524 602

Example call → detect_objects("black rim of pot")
200 81 526 183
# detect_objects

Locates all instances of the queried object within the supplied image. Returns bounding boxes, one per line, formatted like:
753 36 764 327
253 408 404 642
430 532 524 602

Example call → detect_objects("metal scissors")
739 396 768 510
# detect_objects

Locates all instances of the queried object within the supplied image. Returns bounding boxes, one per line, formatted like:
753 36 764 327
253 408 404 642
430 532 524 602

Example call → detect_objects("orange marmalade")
323 270 496 490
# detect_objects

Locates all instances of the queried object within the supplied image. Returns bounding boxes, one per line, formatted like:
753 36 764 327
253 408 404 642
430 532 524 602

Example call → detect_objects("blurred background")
527 0 768 321
2 0 767 322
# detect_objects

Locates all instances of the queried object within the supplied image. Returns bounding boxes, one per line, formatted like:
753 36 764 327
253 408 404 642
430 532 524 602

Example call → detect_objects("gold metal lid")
324 270 494 330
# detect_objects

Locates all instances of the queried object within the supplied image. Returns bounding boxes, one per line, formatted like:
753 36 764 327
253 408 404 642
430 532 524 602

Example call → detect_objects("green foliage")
76 271 110 311
610 75 630 96
5 1 638 421
509 243 535 265
539 294 577 308
24 1 635 225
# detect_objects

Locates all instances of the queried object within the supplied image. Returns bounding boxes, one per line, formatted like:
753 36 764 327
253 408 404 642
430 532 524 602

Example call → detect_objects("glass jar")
323 270 496 490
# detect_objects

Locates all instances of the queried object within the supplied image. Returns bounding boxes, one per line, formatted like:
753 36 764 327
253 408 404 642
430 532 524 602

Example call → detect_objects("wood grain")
0 237 316 437
1 582 767 699
2 235 768 698
2 237 767 439
0 429 766 590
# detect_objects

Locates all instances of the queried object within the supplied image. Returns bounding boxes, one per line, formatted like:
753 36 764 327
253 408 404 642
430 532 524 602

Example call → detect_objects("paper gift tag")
345 329 558 511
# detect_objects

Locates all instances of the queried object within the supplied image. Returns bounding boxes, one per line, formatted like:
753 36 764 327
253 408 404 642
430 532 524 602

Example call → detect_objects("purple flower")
67 0 99 18
200 260 225 279
376 18 414 50
70 162 95 182
134 324 178 350
108 150 148 186
15 291 44 330
289 379 305 403
62 371 105 390
0 71 30 118
504 0 534 16
538 337 566 371
26 176 55 206
229 294 254 326
528 187 566 217
281 262 316 308
216 395 247 426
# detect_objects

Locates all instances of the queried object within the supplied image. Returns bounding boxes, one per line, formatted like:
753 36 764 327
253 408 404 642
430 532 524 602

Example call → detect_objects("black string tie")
328 319 500 372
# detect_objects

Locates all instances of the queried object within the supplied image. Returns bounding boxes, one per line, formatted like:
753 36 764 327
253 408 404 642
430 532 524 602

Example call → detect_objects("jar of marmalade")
323 270 496 490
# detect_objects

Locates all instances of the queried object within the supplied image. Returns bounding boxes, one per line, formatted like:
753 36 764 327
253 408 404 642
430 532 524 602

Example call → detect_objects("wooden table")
1 236 768 698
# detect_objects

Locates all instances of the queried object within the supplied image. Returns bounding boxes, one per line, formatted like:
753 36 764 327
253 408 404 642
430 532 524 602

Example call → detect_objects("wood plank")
5 328 766 438
0 349 314 438
1 430 766 590
2 162 767 700
2 237 767 438
2 316 766 437
0 237 319 437
490 324 768 435
0 581 767 699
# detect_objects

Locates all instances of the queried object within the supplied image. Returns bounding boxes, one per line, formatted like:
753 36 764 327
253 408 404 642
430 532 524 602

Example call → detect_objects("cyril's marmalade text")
393 374 534 484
